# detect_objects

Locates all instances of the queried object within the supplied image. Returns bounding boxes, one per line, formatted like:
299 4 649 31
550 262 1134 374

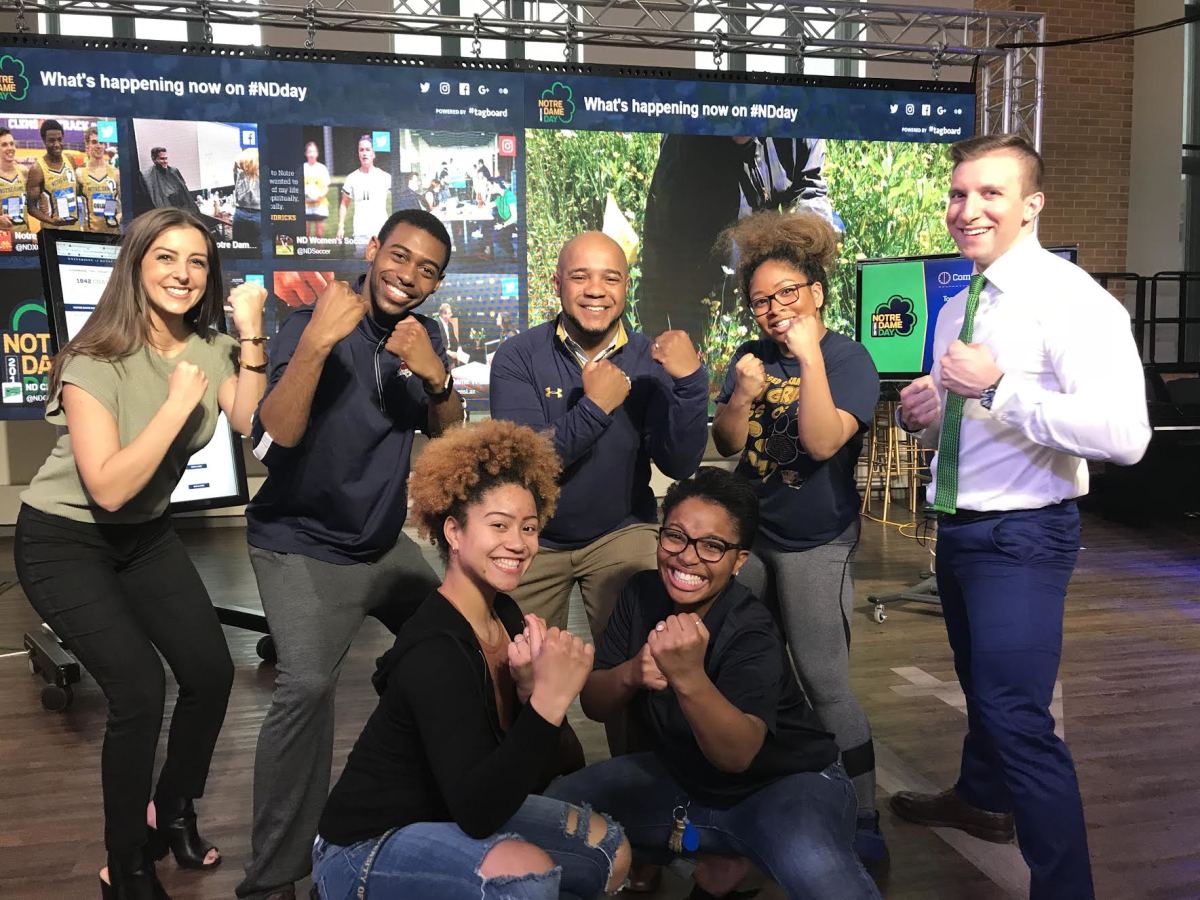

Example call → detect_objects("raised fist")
582 359 630 415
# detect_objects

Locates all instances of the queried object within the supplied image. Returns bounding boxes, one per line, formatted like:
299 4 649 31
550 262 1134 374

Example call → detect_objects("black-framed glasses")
657 527 741 563
747 281 812 316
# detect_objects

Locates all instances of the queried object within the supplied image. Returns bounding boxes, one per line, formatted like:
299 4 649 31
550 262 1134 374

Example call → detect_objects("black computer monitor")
855 245 1080 380
39 228 249 513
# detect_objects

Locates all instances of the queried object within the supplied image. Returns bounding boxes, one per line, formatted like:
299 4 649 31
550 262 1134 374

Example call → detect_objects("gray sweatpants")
736 521 877 815
236 535 440 899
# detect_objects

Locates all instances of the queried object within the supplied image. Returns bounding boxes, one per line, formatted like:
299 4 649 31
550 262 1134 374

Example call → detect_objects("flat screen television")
39 227 249 512
855 246 1080 380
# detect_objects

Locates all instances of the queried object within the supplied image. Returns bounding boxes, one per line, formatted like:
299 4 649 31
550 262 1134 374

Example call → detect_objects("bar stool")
860 401 931 521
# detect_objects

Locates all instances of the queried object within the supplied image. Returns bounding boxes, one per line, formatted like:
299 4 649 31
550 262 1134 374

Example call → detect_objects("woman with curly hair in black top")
314 419 631 899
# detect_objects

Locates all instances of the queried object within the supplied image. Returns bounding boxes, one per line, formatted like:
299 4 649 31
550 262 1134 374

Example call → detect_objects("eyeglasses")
657 527 741 563
747 282 812 316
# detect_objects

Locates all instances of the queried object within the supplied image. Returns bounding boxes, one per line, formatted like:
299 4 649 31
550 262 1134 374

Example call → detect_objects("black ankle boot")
147 797 220 870
100 848 170 900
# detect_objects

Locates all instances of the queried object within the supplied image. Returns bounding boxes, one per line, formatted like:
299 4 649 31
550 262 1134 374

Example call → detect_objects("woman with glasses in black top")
544 468 879 899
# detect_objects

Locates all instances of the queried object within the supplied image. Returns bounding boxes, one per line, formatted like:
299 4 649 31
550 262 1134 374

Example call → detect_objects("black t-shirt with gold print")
717 333 879 550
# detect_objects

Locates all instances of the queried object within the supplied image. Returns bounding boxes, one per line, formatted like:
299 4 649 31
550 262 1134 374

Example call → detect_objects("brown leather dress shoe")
889 788 1015 843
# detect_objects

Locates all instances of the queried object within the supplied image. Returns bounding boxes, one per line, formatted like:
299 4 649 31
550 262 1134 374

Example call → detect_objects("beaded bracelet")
239 335 270 344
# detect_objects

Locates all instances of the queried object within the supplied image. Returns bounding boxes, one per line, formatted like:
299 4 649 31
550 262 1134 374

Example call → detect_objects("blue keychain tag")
682 819 700 852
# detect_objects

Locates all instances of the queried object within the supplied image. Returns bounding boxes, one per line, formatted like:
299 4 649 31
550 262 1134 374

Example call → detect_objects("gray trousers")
736 521 877 815
236 535 440 899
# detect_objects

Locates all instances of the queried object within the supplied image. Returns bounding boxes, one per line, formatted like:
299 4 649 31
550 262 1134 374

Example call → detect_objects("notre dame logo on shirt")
743 373 808 489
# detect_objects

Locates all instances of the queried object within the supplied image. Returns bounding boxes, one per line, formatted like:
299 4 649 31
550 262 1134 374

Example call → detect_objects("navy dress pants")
936 501 1094 900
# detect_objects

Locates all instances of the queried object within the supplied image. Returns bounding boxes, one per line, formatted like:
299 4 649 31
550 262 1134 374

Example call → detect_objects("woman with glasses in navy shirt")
710 211 883 859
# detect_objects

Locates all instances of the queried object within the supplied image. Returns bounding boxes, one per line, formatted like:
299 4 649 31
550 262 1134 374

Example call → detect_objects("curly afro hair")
717 210 840 310
409 420 562 560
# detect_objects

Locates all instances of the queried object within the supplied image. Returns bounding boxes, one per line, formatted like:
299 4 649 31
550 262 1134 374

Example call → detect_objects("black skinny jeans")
14 504 234 854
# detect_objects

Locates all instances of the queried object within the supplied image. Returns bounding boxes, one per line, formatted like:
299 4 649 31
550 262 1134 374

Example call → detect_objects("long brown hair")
47 208 225 402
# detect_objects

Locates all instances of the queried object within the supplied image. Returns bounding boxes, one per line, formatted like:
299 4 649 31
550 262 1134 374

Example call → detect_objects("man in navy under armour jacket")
489 231 709 645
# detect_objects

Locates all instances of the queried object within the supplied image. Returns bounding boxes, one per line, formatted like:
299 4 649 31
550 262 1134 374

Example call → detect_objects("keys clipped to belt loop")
667 803 700 853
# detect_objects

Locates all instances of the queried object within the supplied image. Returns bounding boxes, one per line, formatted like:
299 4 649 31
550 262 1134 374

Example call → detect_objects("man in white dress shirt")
891 134 1150 900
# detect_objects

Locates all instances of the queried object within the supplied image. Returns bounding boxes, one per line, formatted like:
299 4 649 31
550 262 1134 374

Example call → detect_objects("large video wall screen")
0 36 974 418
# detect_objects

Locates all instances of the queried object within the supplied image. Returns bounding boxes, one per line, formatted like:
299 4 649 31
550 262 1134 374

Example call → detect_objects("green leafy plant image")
524 129 661 327
823 140 958 334
699 296 754 396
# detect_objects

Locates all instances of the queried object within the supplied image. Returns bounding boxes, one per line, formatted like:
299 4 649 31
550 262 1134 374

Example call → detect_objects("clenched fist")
166 361 208 414
305 280 369 352
227 281 267 337
939 340 1003 400
731 353 767 404
386 318 445 388
651 330 702 379
898 375 939 431
780 314 823 362
507 614 548 704
582 359 630 414
648 613 709 687
529 627 595 724
626 642 668 692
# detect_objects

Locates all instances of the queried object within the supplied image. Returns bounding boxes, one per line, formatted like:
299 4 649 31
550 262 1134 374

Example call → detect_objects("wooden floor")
1 507 1198 900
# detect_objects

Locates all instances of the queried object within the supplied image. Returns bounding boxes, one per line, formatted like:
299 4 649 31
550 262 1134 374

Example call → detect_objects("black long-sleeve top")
318 590 562 845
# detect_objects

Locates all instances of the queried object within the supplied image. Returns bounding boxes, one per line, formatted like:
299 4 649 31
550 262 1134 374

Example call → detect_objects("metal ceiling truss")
2 0 1045 143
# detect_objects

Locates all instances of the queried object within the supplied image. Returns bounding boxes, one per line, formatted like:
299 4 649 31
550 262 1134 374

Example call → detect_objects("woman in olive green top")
14 208 267 900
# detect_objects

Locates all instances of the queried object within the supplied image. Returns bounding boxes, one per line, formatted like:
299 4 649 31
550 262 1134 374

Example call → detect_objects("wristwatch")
423 370 454 401
979 376 1003 411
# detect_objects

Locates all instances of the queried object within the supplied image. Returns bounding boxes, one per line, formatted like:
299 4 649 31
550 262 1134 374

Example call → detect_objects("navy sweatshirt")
246 301 448 564
489 320 709 549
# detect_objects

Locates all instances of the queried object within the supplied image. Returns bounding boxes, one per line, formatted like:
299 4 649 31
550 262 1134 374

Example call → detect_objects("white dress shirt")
926 235 1151 512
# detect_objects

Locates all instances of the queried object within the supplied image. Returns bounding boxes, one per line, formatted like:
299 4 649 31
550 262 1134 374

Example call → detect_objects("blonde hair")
236 148 259 178
950 134 1043 194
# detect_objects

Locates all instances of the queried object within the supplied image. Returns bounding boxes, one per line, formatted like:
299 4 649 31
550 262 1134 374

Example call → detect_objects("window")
40 6 114 38
42 1 261 45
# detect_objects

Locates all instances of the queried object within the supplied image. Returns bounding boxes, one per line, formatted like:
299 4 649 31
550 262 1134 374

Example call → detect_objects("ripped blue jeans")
312 794 624 899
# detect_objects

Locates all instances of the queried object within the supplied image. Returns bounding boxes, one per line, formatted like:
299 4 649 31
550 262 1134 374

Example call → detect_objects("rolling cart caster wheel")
256 635 277 664
41 683 72 711
873 604 887 624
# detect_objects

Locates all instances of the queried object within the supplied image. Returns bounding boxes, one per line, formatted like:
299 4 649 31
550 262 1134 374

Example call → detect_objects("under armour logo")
544 387 563 398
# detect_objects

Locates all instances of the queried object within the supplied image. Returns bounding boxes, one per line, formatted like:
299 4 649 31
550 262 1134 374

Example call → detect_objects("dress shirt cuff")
986 372 1020 421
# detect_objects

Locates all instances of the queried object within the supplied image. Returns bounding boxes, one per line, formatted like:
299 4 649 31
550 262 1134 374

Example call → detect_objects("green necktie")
930 273 987 515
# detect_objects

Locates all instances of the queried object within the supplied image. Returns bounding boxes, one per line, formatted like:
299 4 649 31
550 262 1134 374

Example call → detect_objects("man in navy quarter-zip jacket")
237 209 463 900
490 231 709 648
